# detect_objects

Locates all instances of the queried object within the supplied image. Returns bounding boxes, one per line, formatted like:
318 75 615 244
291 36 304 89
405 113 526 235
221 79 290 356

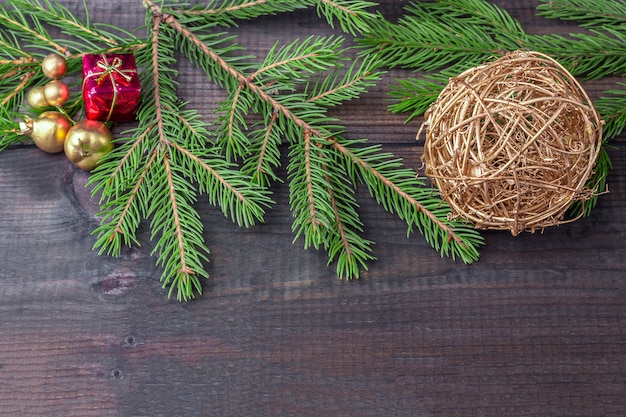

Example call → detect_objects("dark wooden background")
0 1 624 416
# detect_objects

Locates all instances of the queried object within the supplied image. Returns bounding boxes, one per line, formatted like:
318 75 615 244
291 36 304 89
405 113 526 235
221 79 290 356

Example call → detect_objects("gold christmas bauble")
26 86 49 110
28 111 72 153
43 80 69 107
64 120 114 171
41 53 67 80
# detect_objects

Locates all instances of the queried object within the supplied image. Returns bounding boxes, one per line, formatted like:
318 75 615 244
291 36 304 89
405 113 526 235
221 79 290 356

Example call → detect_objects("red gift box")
82 53 141 122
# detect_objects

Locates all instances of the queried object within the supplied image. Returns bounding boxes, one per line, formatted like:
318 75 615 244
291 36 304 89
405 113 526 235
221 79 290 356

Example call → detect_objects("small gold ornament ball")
41 53 67 80
43 80 70 107
29 111 72 154
64 120 114 171
26 86 49 109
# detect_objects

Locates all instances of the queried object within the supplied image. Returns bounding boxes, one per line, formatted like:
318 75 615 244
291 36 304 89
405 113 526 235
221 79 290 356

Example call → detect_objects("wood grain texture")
0 1 624 416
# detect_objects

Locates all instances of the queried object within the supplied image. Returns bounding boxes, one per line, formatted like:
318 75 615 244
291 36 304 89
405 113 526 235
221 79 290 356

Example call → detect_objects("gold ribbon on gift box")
83 54 137 121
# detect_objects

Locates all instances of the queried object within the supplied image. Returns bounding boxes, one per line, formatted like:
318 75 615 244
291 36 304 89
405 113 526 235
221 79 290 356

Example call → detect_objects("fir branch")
568 145 613 218
288 130 334 248
0 3 70 55
16 0 134 48
358 0 626 115
0 42 37 110
169 141 271 228
0 57 37 80
249 35 345 84
315 0 379 35
0 38 37 145
213 34 349 160
240 109 283 187
387 75 447 123
530 30 626 79
177 0 378 35
359 0 626 79
357 0 523 72
90 10 272 300
0 107 28 151
330 137 482 263
214 86 255 160
150 150 208 301
288 130 375 277
321 147 375 278
0 35 35 62
2 0 489 298
0 31 38 108
0 69 35 108
179 0 311 26
0 5 55 112
305 56 381 107
595 83 626 141
160 3 335 145
92 141 157 256
148 3 253 90
356 0 520 121
537 0 626 30
148 0 482 278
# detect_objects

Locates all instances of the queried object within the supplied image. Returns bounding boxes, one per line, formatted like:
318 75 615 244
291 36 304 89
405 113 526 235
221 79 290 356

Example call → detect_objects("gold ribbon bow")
95 56 133 85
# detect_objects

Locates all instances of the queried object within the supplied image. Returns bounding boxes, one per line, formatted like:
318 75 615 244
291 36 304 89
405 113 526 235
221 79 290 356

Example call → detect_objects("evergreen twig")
358 0 626 111
536 0 626 30
145 0 482 282
89 11 272 301
358 0 623 219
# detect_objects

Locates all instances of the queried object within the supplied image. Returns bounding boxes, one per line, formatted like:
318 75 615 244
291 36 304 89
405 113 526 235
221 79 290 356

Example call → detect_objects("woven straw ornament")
421 51 603 235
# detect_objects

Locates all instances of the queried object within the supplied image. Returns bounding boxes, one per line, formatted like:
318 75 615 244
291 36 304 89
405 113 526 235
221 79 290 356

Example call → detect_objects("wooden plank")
0 0 624 416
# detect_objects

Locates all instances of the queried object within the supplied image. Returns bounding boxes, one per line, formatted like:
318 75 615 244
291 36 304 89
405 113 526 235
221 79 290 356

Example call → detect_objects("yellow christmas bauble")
28 111 72 153
26 86 49 110
43 80 69 107
41 53 67 80
64 120 114 171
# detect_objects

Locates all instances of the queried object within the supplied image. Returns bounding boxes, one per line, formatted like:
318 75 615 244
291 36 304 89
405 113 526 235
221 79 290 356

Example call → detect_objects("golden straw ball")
421 51 603 235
